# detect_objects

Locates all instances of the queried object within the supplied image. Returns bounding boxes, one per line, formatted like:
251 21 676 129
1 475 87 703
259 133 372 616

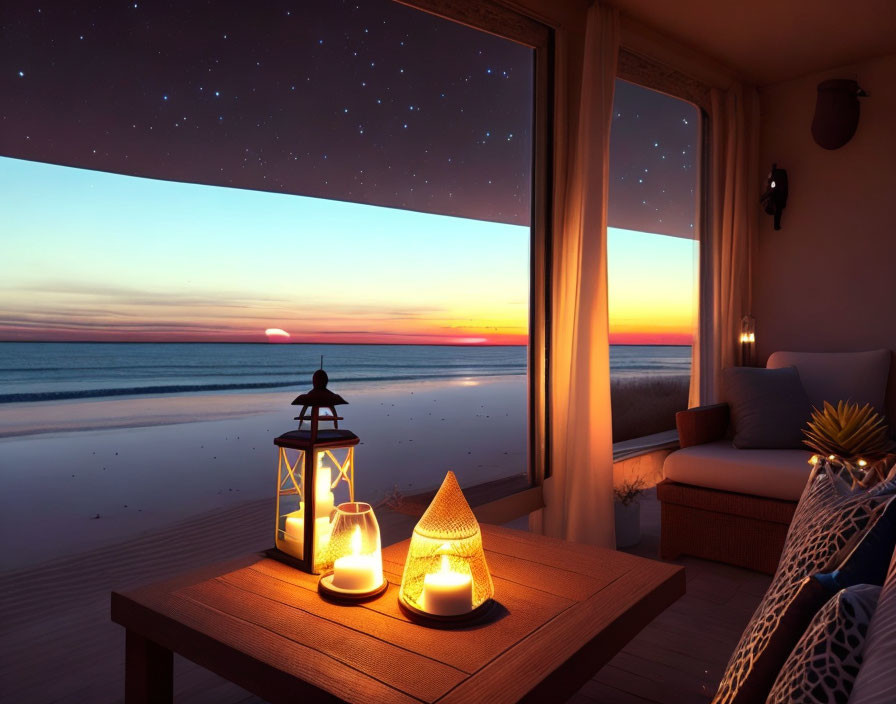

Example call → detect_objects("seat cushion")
849 550 896 703
767 350 891 415
663 440 814 501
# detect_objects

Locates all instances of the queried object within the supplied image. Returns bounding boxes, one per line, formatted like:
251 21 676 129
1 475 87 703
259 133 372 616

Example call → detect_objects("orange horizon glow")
2 160 696 348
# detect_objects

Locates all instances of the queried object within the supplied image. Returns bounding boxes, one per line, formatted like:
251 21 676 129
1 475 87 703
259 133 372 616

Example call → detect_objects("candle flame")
440 554 451 574
350 525 362 556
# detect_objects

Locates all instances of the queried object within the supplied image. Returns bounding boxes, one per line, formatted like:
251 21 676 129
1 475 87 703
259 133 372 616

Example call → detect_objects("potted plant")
614 476 646 548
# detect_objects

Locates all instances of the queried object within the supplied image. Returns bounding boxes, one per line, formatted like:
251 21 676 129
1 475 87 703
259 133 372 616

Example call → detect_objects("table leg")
125 630 173 704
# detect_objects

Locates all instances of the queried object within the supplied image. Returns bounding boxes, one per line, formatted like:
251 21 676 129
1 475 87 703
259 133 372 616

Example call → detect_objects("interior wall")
753 54 896 411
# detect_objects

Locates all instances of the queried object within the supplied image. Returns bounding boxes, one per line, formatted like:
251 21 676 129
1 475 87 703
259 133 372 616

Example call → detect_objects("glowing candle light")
314 461 335 519
420 551 473 616
332 525 382 591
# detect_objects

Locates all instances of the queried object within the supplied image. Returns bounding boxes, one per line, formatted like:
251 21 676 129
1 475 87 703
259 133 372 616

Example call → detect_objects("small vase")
614 501 641 548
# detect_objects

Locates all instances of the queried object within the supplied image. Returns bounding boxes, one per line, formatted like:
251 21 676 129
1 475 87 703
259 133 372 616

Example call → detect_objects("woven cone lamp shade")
399 472 494 618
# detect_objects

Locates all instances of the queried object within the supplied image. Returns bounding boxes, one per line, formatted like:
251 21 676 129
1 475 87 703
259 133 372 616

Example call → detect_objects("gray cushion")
722 366 811 449
767 350 891 415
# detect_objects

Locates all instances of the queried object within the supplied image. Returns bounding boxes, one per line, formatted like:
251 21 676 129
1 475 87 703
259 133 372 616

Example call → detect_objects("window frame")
395 0 553 523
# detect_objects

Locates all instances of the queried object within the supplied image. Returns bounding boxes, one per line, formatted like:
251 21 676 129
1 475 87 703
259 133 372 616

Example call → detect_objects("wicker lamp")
398 472 494 624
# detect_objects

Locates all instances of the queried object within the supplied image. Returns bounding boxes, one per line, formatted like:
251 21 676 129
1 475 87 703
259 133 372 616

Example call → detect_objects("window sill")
613 429 679 462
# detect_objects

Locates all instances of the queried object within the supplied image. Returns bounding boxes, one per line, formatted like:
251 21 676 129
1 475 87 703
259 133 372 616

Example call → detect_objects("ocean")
0 342 691 404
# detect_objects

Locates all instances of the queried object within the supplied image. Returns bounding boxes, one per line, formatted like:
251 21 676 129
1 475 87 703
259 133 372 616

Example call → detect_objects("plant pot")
614 501 641 548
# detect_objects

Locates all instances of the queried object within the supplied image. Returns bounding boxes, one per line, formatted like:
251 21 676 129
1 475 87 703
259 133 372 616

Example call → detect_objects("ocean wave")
0 370 525 404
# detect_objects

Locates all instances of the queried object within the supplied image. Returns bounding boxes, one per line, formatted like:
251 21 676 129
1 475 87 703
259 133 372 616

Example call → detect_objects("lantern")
399 472 495 624
271 367 357 574
318 502 387 601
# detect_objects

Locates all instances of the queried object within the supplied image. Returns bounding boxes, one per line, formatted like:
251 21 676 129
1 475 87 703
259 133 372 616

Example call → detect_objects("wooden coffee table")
111 524 684 703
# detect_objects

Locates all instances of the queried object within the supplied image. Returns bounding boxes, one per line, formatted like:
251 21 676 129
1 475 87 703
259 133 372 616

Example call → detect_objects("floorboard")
576 488 767 703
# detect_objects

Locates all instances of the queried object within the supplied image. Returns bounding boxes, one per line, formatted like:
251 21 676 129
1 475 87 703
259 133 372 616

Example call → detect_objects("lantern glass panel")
275 446 355 571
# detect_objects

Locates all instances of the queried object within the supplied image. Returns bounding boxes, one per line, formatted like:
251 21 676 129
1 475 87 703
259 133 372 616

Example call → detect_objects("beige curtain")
691 82 760 405
531 3 618 548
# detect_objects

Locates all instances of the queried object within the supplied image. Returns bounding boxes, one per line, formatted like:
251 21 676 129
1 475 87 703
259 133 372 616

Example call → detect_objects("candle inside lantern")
283 512 331 556
420 551 473 616
313 460 335 519
332 525 382 592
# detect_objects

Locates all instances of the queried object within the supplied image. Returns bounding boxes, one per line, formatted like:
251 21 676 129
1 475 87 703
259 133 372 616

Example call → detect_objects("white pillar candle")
313 464 335 519
420 555 473 616
332 526 382 591
284 511 332 556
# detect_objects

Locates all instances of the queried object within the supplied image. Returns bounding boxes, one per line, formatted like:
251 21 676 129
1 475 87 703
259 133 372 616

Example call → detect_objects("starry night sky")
1 0 696 234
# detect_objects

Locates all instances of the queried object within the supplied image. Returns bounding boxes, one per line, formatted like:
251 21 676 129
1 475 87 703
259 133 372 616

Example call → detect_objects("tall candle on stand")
313 459 335 518
284 457 335 554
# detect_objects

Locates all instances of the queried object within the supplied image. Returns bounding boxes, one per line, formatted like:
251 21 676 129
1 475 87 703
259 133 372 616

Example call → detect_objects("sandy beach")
0 374 527 702
0 375 527 570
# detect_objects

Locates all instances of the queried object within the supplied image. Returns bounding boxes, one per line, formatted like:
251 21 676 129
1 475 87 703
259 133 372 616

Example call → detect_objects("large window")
607 79 699 443
0 0 551 570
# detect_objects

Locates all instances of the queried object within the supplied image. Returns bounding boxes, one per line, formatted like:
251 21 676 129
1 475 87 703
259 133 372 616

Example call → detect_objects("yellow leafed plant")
803 400 894 460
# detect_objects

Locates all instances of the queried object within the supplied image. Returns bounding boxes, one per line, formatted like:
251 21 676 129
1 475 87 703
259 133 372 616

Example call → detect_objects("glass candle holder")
318 502 386 601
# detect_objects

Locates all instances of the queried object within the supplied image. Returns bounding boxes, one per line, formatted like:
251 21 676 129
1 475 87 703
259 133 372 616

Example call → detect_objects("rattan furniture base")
657 479 797 574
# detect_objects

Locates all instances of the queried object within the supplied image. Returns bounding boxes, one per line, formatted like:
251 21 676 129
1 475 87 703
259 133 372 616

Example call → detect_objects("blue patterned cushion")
712 463 896 704
766 584 880 704
849 551 896 703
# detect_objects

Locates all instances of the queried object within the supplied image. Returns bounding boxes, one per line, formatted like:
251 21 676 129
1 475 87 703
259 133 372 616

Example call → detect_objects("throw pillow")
711 462 896 704
722 366 811 449
766 349 891 416
848 551 896 703
766 584 881 704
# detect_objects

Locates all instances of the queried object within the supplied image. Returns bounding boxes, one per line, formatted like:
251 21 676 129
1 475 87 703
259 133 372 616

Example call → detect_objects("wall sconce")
399 472 495 625
760 163 788 230
739 315 756 367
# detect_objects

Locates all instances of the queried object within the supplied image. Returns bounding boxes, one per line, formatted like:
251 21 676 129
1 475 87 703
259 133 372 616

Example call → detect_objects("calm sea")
0 343 691 404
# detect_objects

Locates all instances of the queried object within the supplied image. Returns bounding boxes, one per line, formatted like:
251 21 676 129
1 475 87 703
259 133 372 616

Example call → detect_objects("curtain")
690 82 760 405
530 3 618 548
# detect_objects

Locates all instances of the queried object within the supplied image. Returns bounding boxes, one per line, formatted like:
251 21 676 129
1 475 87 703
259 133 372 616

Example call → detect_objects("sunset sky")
0 157 695 345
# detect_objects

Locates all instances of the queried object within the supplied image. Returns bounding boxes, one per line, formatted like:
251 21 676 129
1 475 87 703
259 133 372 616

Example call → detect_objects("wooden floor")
569 489 770 704
0 489 769 703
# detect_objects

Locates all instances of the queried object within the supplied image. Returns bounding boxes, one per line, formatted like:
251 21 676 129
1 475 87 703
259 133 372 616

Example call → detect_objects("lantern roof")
414 471 480 541
275 428 359 450
291 368 348 407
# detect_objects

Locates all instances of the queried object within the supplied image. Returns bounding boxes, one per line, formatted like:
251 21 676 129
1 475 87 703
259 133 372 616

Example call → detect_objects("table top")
112 524 685 704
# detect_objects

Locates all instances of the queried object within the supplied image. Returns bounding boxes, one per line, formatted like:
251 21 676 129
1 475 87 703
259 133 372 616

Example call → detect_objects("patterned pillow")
849 551 896 703
712 463 896 704
766 584 881 704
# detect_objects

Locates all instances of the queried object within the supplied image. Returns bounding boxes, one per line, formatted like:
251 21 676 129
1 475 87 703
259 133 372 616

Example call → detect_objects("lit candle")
420 554 473 616
284 511 332 555
332 525 382 591
314 461 335 519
